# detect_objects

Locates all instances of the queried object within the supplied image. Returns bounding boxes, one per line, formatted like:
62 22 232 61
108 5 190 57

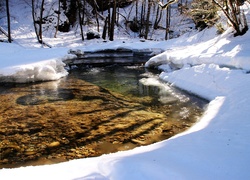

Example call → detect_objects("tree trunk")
165 6 171 40
32 0 51 47
108 0 111 38
116 6 119 24
140 0 145 37
32 0 40 42
6 0 11 43
109 0 116 41
135 0 138 21
145 0 151 39
102 17 108 39
77 0 84 41
93 0 100 32
39 0 45 42
54 0 60 38
154 3 161 29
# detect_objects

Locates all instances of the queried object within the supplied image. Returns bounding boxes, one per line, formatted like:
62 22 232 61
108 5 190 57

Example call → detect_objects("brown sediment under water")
0 65 207 168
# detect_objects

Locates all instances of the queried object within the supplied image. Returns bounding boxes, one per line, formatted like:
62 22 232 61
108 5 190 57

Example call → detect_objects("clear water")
69 66 206 107
0 65 207 168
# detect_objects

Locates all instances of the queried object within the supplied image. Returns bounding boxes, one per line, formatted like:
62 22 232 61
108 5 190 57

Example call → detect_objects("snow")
1 2 250 180
0 43 71 82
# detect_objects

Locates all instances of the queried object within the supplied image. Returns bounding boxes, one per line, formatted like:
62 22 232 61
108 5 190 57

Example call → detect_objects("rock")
131 139 147 145
25 150 36 155
86 31 100 40
47 141 60 148
68 49 84 56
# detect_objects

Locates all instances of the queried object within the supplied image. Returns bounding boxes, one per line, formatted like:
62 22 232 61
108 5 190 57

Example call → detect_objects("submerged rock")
47 141 60 148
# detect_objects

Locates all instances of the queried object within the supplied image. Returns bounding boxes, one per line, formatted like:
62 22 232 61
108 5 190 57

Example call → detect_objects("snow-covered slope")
146 27 250 71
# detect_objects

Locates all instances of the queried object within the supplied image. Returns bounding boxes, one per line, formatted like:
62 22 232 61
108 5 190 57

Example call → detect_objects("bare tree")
108 0 111 38
139 0 146 37
32 0 40 43
212 0 248 36
54 0 60 38
31 0 52 47
165 5 171 40
32 0 44 44
153 0 163 29
135 0 138 21
109 0 116 41
6 0 11 43
102 16 108 39
145 0 152 39
93 0 100 32
38 0 45 42
77 0 84 41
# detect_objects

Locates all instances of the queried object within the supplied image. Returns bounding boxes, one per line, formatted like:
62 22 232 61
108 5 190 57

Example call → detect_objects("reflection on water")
16 89 75 105
70 66 203 106
0 65 207 168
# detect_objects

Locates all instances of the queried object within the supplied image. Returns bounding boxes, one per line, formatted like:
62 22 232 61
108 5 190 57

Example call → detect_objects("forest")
0 0 249 45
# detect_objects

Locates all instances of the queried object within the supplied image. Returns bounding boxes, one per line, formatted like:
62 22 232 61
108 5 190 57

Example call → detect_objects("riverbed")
0 65 207 168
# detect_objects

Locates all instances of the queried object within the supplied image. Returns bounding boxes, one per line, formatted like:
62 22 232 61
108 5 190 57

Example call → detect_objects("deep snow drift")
1 4 250 180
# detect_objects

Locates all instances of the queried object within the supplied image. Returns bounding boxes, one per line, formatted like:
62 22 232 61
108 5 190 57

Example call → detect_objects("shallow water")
0 66 207 168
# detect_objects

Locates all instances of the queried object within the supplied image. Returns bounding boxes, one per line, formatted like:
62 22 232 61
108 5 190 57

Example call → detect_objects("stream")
0 65 207 168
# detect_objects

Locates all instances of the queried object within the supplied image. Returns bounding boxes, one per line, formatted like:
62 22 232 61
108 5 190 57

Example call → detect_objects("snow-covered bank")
146 27 250 71
0 43 70 82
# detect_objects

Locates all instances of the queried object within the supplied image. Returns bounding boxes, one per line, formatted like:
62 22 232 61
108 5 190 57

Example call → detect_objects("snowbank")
145 27 250 71
0 59 68 83
0 44 70 83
